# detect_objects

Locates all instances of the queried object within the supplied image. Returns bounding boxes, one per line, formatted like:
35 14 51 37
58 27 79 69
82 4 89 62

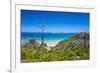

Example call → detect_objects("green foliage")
56 34 80 46
21 33 89 63
21 47 89 63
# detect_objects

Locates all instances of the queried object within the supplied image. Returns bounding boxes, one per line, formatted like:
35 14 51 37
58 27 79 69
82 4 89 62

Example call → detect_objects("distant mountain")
52 32 89 50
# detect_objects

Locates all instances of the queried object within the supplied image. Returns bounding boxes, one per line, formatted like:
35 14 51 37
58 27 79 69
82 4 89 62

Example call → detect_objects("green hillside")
21 32 89 63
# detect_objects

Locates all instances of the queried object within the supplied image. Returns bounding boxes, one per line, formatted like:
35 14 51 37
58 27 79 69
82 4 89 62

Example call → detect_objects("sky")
21 9 89 33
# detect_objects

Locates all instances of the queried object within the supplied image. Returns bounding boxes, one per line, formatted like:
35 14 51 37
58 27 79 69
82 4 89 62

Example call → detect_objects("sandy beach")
46 41 58 47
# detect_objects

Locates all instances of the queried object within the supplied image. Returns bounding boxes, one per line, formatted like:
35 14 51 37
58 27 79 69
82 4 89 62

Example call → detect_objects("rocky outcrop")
21 39 47 49
21 39 40 48
53 32 89 50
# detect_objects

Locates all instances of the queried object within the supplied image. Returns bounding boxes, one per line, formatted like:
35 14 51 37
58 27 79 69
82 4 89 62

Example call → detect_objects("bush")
21 47 89 63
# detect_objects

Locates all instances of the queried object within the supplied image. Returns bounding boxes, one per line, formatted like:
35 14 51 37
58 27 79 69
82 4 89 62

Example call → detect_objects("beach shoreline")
45 41 58 47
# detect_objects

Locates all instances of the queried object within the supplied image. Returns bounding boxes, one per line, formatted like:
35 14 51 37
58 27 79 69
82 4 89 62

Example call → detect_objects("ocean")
21 32 75 46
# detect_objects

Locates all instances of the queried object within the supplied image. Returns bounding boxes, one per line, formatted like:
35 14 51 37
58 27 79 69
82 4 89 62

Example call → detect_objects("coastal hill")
53 32 89 50
21 32 90 62
21 32 89 50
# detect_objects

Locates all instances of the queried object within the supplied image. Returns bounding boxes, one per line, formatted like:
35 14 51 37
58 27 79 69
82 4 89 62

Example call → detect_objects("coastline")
38 40 59 47
45 41 59 47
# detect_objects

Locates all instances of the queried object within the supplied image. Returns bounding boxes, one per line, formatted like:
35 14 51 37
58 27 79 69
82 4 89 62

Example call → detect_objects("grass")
21 47 89 63
56 33 80 46
21 32 89 63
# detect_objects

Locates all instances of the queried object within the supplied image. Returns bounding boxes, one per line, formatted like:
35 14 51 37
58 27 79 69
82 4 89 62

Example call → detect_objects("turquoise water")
21 32 75 45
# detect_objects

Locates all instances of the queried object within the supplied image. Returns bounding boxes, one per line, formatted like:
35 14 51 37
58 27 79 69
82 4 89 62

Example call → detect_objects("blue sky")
21 10 89 33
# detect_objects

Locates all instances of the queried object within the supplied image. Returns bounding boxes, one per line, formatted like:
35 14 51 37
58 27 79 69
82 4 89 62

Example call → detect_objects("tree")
36 23 46 56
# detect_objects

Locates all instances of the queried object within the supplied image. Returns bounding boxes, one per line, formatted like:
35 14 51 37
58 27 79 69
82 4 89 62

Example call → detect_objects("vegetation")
21 32 89 63
21 47 89 63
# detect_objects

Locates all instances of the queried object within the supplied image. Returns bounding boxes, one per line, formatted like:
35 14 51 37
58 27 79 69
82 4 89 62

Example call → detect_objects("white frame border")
11 4 96 73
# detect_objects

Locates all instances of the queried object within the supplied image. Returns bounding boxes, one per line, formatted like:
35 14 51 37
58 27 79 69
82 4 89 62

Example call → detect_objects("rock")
21 39 40 48
21 39 48 49
53 32 89 50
